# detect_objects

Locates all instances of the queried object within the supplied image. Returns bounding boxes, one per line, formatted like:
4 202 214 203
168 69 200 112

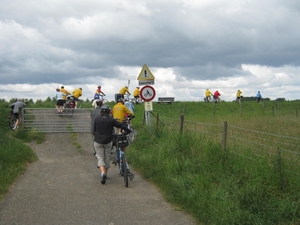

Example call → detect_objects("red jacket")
214 91 221 98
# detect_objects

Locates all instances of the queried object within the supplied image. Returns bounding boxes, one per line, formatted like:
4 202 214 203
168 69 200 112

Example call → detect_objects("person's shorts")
237 97 241 99
73 97 79 101
56 99 64 106
13 113 19 119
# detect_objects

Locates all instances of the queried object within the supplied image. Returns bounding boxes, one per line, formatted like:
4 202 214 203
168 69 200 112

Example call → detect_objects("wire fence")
143 102 300 179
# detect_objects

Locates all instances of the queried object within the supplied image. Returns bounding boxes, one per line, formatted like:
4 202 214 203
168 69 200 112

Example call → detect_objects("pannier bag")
117 135 129 148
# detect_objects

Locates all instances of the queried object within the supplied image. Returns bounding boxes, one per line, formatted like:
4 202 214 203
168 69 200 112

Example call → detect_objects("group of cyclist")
55 86 82 113
205 89 222 103
205 89 262 103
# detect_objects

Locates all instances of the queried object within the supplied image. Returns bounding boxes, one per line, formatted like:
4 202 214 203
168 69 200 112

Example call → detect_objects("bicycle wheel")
64 107 74 117
121 153 128 187
8 113 16 129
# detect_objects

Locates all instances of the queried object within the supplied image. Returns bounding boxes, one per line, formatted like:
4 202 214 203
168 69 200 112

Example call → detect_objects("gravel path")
0 132 197 225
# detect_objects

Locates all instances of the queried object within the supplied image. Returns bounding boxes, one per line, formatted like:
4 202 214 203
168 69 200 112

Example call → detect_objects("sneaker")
101 173 107 184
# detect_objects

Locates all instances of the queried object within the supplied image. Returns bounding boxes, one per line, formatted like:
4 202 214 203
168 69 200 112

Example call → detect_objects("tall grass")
0 108 41 200
127 101 300 224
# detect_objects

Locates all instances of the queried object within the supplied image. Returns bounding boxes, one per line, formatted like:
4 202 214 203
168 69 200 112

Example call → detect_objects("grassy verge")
127 102 300 224
128 125 300 224
0 108 44 200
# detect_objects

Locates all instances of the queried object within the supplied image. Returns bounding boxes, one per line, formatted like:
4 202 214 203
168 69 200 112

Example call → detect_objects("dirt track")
0 132 196 225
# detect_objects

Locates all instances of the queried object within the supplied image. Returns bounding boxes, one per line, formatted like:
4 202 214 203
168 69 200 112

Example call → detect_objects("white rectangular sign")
139 80 155 86
144 101 153 111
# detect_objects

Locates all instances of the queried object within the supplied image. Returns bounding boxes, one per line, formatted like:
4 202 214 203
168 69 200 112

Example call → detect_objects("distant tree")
45 97 52 102
275 98 285 101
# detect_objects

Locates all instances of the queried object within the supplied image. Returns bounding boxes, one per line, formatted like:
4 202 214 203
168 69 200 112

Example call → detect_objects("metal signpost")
137 65 155 131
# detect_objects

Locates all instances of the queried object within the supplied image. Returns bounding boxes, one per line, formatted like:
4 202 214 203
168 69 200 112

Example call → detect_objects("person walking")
9 99 26 131
55 87 65 114
236 90 242 103
93 105 132 185
256 91 262 103
91 100 103 157
72 87 82 108
112 98 134 134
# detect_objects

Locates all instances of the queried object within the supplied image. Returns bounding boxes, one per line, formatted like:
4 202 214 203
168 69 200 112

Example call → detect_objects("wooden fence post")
222 121 227 152
180 114 184 134
156 113 159 128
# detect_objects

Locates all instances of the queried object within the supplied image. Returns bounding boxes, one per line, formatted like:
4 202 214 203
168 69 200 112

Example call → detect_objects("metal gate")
22 108 92 133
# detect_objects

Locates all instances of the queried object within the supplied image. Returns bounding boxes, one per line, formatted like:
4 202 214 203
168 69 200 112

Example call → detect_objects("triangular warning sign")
137 64 155 80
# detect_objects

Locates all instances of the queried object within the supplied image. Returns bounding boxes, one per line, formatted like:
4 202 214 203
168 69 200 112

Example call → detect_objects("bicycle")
54 96 75 117
98 94 108 104
130 96 143 104
124 116 135 143
8 110 16 129
113 133 134 187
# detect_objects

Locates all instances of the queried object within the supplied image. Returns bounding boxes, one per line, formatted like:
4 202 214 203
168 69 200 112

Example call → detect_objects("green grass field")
1 99 300 224
128 100 300 224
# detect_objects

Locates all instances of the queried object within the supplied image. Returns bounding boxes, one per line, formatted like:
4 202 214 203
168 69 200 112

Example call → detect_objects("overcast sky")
1 0 300 102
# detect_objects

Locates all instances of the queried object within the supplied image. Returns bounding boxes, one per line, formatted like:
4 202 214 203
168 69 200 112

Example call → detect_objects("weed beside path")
0 133 196 225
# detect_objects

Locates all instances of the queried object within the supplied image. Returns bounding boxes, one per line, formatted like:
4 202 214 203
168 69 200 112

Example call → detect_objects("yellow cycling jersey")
112 103 134 122
72 88 82 98
119 87 130 95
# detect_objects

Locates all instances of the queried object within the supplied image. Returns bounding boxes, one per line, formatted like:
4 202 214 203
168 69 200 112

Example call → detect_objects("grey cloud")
1 0 300 87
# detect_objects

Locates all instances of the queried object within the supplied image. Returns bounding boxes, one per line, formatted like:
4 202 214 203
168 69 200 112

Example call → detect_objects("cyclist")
213 90 221 103
205 89 213 102
119 86 131 99
55 87 65 114
60 86 70 106
112 98 134 134
133 87 140 103
9 98 26 131
92 99 103 108
236 90 242 103
72 87 82 108
93 105 132 185
124 99 134 114
93 85 106 101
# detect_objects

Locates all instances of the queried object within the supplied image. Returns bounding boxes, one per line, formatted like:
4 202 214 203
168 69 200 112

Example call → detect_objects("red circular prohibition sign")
140 85 156 102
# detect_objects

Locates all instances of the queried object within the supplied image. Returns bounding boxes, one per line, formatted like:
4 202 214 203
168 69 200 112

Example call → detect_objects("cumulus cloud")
0 0 300 101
